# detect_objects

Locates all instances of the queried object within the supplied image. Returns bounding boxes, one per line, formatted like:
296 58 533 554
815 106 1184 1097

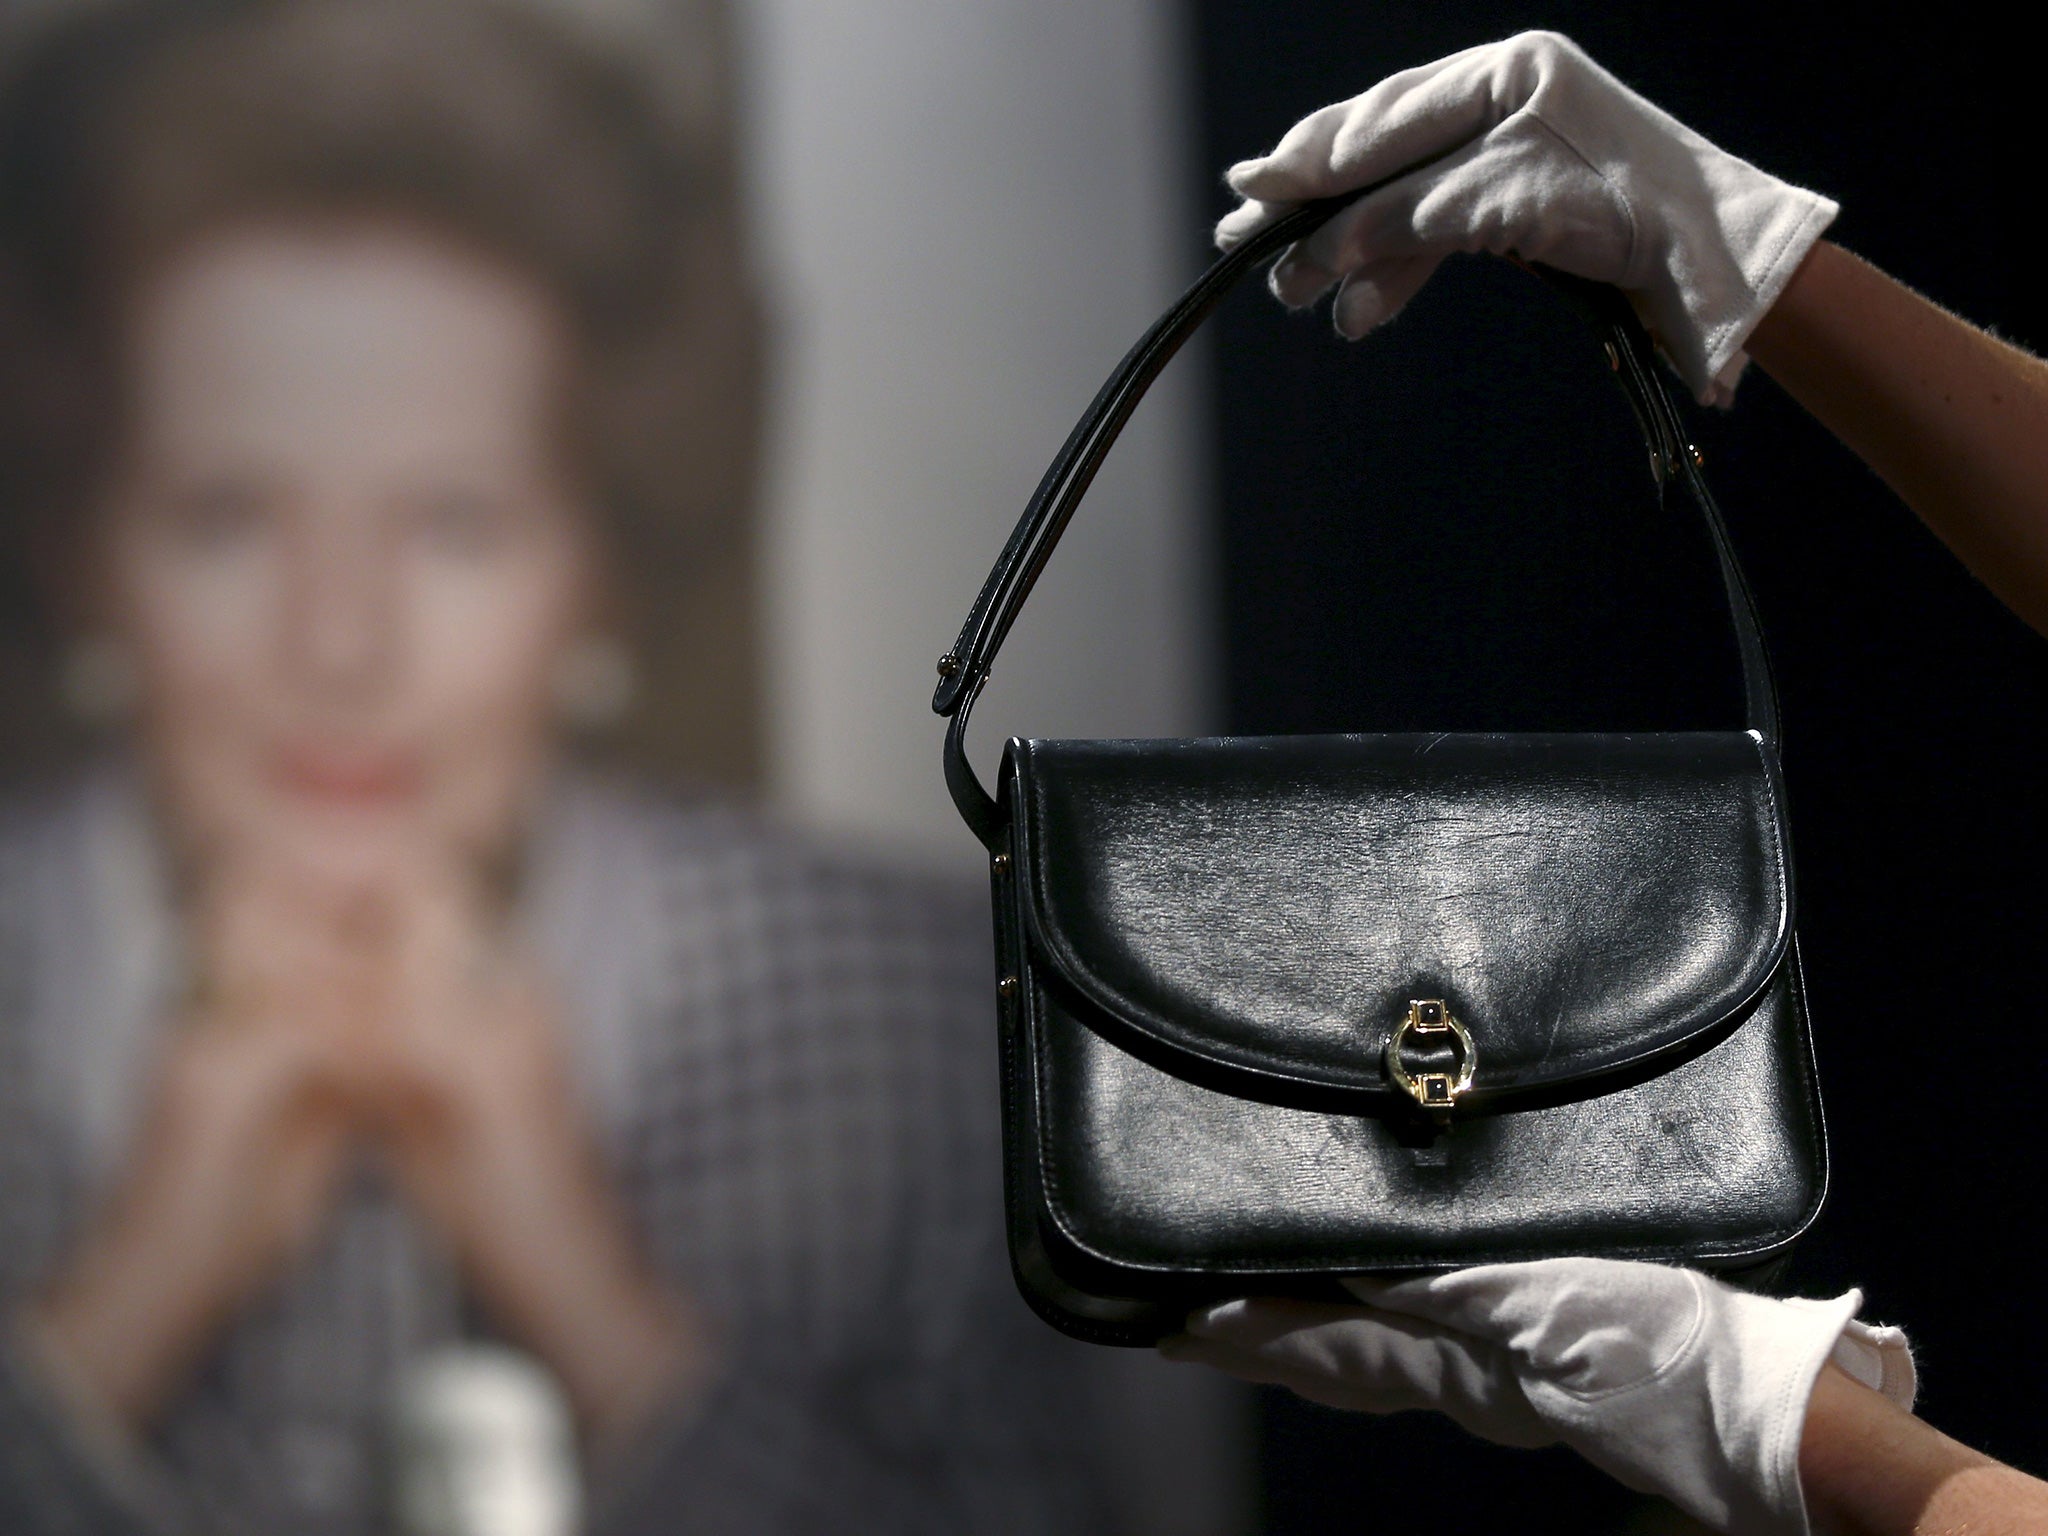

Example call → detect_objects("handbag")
931 191 1825 1346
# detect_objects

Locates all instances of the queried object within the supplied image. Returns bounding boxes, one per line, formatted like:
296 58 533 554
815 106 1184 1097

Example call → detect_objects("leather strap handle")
934 185 1780 849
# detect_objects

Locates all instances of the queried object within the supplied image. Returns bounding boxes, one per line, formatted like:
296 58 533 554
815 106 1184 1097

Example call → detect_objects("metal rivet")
1689 445 1706 468
992 852 1011 875
936 653 960 679
998 976 1019 1000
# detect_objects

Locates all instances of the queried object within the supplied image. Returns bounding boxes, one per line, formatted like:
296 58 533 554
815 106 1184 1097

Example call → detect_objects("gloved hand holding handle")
1215 31 1837 404
1162 1259 1913 1536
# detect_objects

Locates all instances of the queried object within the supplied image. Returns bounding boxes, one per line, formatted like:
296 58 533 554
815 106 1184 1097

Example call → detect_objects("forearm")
27 1200 238 1429
0 1322 183 1535
389 1097 717 1446
480 1239 711 1451
1746 240 2048 634
1800 1365 2048 1535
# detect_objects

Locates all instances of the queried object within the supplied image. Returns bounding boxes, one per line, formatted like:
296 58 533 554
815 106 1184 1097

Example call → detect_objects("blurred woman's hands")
28 851 707 1448
28 861 375 1429
365 861 712 1447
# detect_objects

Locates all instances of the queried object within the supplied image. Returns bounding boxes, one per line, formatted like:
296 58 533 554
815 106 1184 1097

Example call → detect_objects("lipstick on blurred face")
272 742 425 807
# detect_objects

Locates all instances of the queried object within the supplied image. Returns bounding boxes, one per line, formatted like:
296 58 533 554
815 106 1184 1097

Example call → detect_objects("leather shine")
1012 732 1789 1108
1018 956 1821 1314
940 192 1825 1345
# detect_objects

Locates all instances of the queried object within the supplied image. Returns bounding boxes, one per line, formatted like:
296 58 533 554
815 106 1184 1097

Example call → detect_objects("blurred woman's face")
94 220 597 877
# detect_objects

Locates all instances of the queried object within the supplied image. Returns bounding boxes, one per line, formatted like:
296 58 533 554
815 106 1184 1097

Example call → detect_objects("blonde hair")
0 0 764 785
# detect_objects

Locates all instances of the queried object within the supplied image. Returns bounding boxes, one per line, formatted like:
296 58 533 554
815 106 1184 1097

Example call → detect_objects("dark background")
1188 4 2044 1531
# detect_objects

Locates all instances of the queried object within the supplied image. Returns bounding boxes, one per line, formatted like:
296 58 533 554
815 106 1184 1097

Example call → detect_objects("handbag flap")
1007 731 1791 1109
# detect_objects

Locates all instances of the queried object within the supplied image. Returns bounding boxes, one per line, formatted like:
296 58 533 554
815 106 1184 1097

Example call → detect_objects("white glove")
1214 31 1839 405
1161 1258 1914 1536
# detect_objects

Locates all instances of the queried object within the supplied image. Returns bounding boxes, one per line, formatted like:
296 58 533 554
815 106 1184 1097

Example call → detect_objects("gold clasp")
1384 999 1477 1114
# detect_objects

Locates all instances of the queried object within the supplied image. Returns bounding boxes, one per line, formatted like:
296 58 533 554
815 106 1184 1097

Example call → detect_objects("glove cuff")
1715 1286 1910 1536
1679 184 1838 407
1827 1315 1916 1411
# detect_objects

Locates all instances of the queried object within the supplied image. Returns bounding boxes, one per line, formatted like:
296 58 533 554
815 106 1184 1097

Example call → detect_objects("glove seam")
1769 1352 1804 1528
1753 1292 1863 1533
1764 1306 1847 1535
1523 110 1642 285
1555 1268 1710 1405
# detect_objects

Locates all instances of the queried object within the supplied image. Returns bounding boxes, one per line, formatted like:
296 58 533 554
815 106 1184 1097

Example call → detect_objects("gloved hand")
1161 1258 1914 1536
1215 32 1838 405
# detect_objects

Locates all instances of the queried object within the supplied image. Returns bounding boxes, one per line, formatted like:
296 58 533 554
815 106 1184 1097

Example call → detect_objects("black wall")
1189 5 2044 1531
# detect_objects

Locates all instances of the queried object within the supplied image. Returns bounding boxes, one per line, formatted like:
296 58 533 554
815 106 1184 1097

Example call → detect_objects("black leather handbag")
931 193 1826 1346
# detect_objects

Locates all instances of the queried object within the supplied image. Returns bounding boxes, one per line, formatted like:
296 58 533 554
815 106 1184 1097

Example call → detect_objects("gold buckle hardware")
1384 999 1477 1115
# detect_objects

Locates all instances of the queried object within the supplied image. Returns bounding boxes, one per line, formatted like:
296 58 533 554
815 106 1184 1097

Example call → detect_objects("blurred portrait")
0 1 1118 1530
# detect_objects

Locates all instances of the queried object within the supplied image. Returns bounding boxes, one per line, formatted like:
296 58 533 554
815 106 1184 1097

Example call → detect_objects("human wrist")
29 1246 214 1429
445 1160 715 1442
1798 1364 1988 1536
546 1272 715 1449
1744 239 1847 384
7 1308 186 1522
30 1164 270 1426
25 1282 168 1432
13 1301 132 1439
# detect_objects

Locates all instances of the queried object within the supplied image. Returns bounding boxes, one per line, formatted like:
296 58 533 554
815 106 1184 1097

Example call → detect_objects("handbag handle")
932 184 1781 850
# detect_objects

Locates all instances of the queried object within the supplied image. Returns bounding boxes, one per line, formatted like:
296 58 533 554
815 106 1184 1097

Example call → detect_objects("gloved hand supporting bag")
930 184 1826 1347
1166 1259 1915 1536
